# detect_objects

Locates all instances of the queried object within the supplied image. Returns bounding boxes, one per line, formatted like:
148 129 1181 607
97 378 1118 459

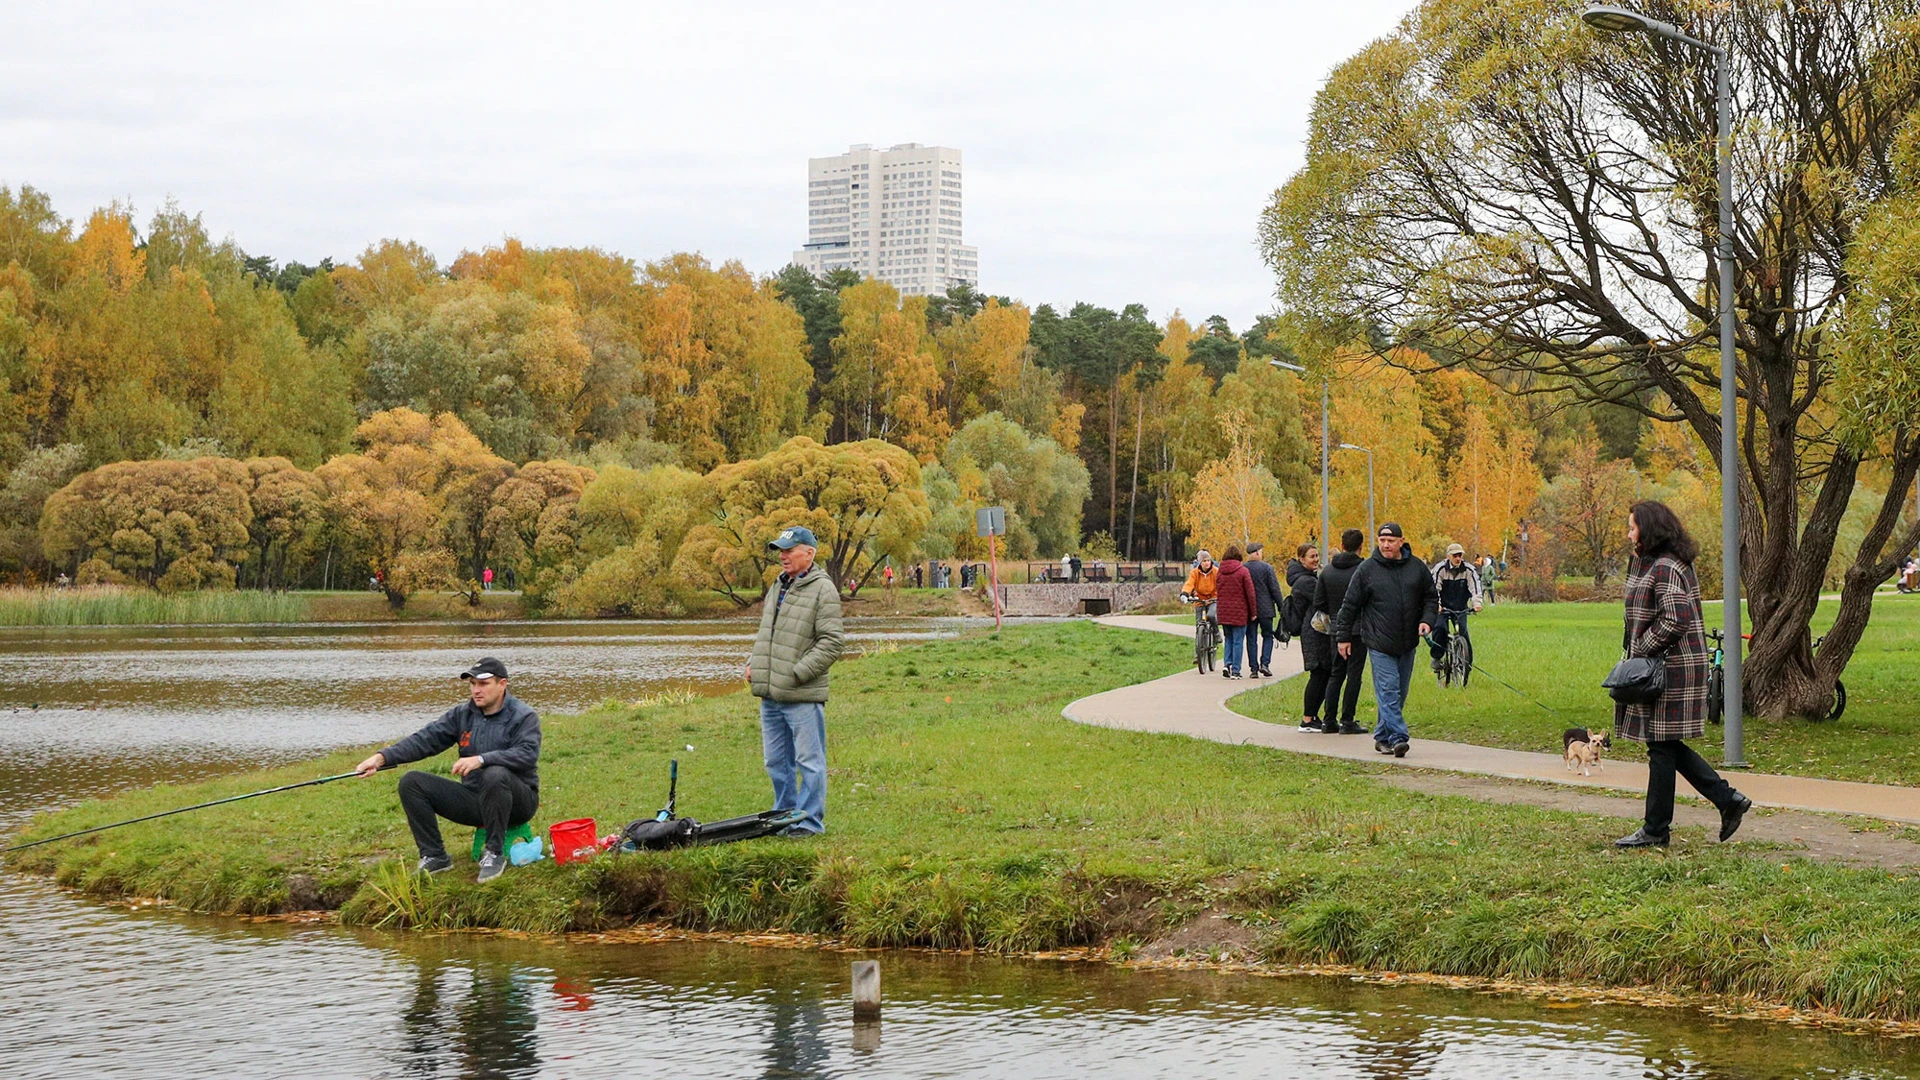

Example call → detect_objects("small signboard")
975 506 1006 538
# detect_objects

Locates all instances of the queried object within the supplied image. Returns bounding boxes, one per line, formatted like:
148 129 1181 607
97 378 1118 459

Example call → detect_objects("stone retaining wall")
996 581 1180 617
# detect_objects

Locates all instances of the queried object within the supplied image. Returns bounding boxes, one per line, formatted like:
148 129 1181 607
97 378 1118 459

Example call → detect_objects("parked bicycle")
1707 629 1846 723
1182 593 1220 674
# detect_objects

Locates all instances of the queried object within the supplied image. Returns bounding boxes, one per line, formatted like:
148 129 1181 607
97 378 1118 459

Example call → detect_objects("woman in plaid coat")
1614 501 1752 848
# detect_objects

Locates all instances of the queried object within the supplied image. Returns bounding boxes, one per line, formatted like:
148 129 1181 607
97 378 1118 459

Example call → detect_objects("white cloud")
1 0 1415 329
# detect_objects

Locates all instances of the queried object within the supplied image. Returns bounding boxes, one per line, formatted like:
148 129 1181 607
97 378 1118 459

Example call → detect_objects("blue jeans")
1222 624 1248 674
1368 647 1417 745
1251 615 1276 671
760 699 827 834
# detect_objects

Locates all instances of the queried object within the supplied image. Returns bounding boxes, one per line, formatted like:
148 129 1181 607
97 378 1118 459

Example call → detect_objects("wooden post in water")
851 960 881 1019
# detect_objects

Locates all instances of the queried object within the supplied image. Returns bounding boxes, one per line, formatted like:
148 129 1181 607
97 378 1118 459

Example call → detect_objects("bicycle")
1182 594 1220 674
1431 609 1473 688
1706 629 1846 723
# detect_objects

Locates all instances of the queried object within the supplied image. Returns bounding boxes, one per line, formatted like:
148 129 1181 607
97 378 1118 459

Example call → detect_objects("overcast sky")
4 1 1416 330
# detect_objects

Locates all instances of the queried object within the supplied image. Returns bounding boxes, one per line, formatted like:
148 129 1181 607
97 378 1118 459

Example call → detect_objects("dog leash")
1465 658 1565 717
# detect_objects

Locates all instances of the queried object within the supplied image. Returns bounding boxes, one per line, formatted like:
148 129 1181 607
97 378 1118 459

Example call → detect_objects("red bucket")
550 818 598 865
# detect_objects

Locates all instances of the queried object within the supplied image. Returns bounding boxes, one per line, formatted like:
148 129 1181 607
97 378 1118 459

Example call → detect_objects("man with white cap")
748 525 845 835
1429 542 1484 673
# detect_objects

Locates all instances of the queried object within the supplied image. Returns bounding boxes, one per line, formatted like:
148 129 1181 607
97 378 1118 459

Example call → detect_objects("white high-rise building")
792 143 978 297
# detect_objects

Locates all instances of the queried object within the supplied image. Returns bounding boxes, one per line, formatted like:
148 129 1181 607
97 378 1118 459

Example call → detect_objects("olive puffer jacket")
750 565 846 703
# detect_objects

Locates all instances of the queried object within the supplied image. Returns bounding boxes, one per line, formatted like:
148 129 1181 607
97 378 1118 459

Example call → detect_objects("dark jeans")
1644 740 1738 838
1429 610 1470 659
1303 664 1331 720
399 766 538 860
1323 647 1368 726
1251 615 1277 671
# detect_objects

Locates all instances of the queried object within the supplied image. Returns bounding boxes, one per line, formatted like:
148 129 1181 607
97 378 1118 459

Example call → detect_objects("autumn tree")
1181 413 1303 557
40 457 254 590
484 459 596 606
1262 0 1920 717
937 413 1091 558
239 457 327 589
1540 434 1641 586
549 463 705 616
674 437 929 604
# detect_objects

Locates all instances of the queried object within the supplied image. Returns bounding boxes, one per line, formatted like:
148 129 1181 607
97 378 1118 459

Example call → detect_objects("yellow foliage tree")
1180 413 1303 556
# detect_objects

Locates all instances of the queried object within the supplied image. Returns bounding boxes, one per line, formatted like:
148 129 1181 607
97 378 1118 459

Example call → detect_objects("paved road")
1067 615 1920 824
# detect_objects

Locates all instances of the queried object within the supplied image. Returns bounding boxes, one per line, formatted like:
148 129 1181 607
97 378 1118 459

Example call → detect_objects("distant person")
1333 523 1437 758
1062 552 1073 583
55 572 71 589
1288 543 1333 729
1214 545 1257 680
354 657 541 883
482 566 494 591
914 564 924 588
1478 554 1497 605
1313 529 1370 734
748 526 845 836
1244 542 1284 679
1613 501 1751 849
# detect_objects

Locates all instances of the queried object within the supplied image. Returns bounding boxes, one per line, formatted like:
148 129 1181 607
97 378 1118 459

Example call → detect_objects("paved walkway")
1066 615 1920 824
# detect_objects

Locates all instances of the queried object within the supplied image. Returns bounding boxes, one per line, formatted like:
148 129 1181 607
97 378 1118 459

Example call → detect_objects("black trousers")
399 766 538 859
1302 665 1331 720
1322 647 1368 726
1643 740 1737 837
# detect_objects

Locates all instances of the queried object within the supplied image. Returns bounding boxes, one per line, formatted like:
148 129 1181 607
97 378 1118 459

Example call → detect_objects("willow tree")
1261 0 1920 718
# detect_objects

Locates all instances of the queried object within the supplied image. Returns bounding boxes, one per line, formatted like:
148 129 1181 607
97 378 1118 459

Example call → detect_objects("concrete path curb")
1066 614 1920 825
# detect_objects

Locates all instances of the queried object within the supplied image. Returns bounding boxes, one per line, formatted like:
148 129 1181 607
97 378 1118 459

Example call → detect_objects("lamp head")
1581 4 1651 32
1267 358 1306 373
1339 442 1365 451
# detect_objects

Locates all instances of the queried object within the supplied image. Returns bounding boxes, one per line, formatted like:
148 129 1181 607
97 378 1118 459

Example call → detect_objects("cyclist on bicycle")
1429 543 1483 672
1180 549 1220 636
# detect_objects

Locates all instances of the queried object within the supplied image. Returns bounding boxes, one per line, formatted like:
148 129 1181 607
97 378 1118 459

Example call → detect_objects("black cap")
1378 522 1404 538
460 657 509 681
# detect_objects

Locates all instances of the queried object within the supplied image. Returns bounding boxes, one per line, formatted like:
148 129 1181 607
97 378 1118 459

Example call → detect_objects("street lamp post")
1582 4 1745 767
1337 443 1374 542
1270 359 1330 555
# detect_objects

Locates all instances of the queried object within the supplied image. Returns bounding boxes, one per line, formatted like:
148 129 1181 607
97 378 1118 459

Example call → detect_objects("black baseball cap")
1378 522 1404 538
460 657 509 681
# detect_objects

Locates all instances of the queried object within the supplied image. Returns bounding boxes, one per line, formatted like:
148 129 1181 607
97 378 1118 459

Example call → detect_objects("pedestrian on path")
1313 529 1370 734
1613 501 1751 848
1288 544 1334 730
1214 544 1257 680
1245 542 1284 678
1333 523 1437 757
748 526 845 835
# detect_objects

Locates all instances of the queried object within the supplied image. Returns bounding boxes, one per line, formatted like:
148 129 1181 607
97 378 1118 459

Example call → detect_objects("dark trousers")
1303 664 1331 719
399 767 538 860
1643 740 1737 837
1429 610 1470 659
1323 647 1368 727
1251 615 1277 671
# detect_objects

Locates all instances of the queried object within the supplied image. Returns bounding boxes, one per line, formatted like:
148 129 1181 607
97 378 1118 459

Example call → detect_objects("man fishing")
354 657 541 883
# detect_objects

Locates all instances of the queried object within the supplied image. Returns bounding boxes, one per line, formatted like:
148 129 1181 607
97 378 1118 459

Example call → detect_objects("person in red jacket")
1214 544 1258 680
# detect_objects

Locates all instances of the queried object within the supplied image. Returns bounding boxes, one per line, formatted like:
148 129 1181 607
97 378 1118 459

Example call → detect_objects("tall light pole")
1582 4 1745 767
1270 359 1330 554
1338 443 1374 542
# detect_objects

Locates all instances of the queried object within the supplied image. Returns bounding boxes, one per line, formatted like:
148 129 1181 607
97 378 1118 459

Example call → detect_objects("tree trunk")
1107 378 1120 537
1125 389 1144 558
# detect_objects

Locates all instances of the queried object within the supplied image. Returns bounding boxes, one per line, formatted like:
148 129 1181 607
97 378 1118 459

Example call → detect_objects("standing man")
1333 523 1437 758
749 526 845 836
1313 529 1370 735
354 657 541 883
1244 542 1284 679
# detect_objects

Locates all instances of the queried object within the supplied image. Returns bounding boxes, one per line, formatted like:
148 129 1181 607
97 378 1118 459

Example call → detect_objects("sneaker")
477 851 507 883
1339 722 1366 735
417 854 453 875
1374 740 1392 754
1298 717 1324 732
1321 722 1344 734
1392 741 1409 758
1258 667 1273 678
1430 658 1445 673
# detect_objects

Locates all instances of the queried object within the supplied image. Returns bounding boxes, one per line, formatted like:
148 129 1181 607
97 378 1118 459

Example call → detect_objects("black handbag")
1602 656 1665 705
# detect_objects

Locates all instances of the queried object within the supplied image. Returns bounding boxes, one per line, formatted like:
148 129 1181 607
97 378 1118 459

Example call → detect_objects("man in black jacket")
1245 542 1285 678
1333 523 1438 757
1312 528 1370 734
355 657 542 882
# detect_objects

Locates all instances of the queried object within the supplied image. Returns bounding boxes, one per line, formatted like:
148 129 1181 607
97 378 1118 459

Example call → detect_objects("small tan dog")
1563 727 1610 776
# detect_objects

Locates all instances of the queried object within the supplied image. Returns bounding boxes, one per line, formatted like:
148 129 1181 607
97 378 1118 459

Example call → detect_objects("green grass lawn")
1233 598 1920 785
16 619 1920 1020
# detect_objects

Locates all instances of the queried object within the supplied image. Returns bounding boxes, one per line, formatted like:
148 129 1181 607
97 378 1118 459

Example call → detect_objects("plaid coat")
1615 554 1708 742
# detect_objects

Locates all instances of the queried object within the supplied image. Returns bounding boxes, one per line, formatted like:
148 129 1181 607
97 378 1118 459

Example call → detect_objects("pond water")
2 619 1917 1078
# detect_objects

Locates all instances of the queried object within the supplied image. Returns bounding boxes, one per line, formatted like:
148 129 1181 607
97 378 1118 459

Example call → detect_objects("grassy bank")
1234 597 1920 786
0 586 312 626
17 621 1920 1020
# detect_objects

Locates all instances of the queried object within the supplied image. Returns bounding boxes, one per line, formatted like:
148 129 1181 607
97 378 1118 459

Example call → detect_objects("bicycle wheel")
1452 634 1472 688
1205 624 1219 672
1707 666 1724 725
1195 618 1209 674
1821 680 1847 722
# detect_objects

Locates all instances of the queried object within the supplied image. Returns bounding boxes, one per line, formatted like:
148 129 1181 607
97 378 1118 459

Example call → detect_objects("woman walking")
1614 501 1753 848
1214 545 1257 680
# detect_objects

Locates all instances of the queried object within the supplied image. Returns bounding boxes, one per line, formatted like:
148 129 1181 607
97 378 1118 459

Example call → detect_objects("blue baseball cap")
768 526 819 551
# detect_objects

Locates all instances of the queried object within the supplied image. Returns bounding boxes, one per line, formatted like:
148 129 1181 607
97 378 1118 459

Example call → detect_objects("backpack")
621 816 697 851
1280 579 1309 637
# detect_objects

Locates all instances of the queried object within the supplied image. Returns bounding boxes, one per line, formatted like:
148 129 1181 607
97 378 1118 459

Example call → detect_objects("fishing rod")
1 764 394 854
